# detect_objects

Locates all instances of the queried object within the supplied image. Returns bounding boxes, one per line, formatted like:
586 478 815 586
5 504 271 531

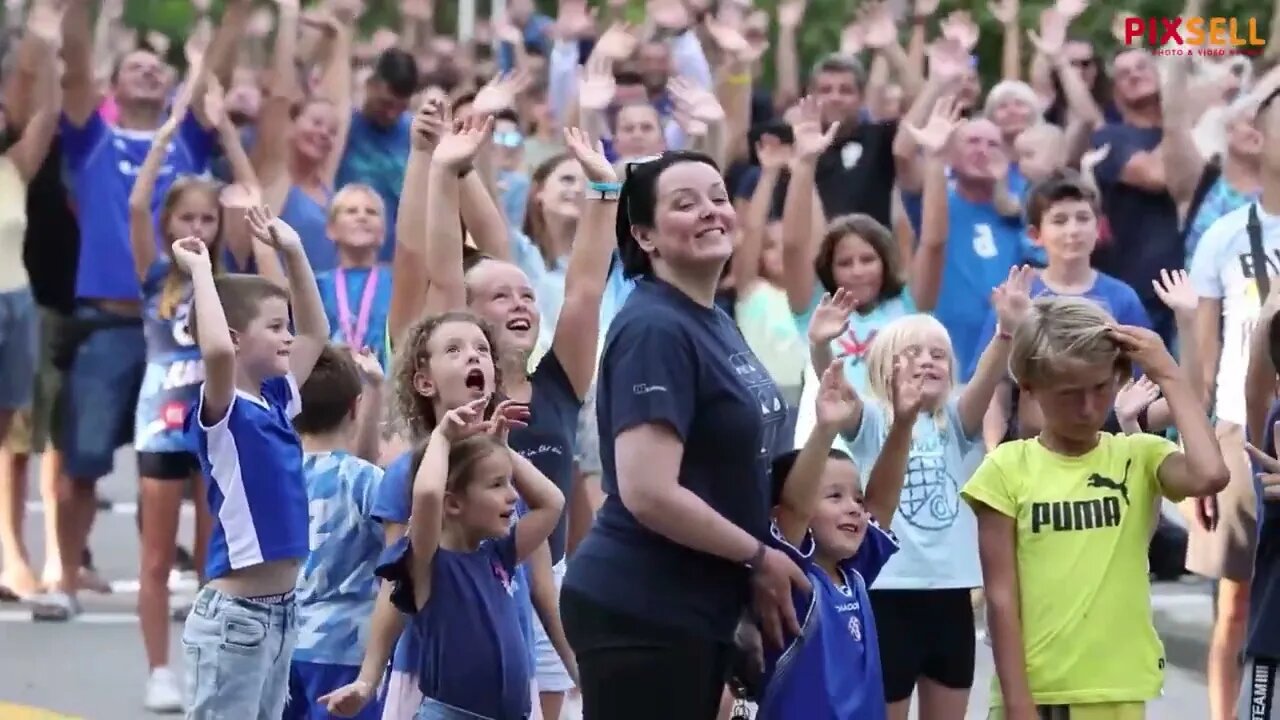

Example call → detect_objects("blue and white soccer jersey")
185 374 310 579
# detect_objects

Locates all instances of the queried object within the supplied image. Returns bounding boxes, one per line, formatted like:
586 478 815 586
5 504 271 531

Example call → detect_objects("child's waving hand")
808 288 858 346
992 265 1035 334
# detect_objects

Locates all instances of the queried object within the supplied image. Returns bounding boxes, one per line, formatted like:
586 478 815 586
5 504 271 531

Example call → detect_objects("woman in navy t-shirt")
560 150 807 720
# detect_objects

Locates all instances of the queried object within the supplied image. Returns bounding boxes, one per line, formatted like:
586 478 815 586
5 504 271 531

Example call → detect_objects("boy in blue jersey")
287 345 388 720
174 203 330 718
754 358 921 720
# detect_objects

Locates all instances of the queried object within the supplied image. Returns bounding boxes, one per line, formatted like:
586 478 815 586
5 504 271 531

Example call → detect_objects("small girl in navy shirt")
754 354 923 720
377 393 564 720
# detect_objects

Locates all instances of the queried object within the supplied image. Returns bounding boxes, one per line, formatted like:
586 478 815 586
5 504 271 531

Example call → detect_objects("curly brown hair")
392 310 504 440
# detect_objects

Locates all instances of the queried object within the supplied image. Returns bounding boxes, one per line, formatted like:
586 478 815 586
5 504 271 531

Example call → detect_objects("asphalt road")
0 449 1212 719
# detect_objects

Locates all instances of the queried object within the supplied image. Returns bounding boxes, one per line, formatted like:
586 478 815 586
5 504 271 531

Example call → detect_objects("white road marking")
23 501 195 516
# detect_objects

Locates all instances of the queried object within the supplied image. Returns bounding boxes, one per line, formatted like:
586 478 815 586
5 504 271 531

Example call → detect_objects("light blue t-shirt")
842 399 983 590
336 110 410 261
902 189 1024 380
316 265 393 370
794 286 916 396
294 451 385 666
61 110 215 300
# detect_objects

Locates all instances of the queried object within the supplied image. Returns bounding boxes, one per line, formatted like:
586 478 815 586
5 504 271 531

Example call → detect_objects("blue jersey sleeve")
839 519 899 588
372 451 413 525
261 374 302 419
142 257 171 297
603 315 699 440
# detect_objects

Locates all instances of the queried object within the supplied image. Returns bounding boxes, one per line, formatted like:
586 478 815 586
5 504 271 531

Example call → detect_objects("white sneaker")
144 667 184 714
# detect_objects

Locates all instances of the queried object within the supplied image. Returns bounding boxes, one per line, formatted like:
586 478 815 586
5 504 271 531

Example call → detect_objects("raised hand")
1152 268 1198 317
330 0 363 25
840 21 866 56
351 346 385 385
246 204 304 253
1028 8 1067 57
1111 10 1138 44
669 77 725 137
484 399 531 445
563 127 617 184
473 70 531 116
434 397 492 443
927 37 970 82
914 0 941 19
808 287 857 345
172 237 211 274
649 0 691 32
755 134 793 172
858 1 896 50
941 10 980 53
790 96 840 161
1080 143 1110 173
410 98 449 153
1055 0 1088 21
1246 442 1280 501
492 13 524 45
778 0 806 29
991 265 1035 334
987 0 1018 26
26 1 64 47
1107 324 1180 383
890 352 927 419
432 115 495 170
401 0 432 22
1115 376 1161 425
704 11 754 61
905 95 962 155
556 0 597 39
815 360 860 432
594 22 639 61
578 55 617 112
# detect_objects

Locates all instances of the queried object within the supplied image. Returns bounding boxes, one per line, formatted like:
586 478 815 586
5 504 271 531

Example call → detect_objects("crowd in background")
0 0 1278 718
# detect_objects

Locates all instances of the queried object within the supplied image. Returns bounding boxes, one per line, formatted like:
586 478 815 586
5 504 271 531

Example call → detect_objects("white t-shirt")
1188 202 1280 426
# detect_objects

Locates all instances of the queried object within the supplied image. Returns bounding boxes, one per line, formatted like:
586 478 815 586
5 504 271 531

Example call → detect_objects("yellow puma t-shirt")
961 432 1178 707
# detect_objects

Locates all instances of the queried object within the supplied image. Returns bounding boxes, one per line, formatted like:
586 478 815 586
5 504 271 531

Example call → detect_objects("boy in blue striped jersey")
174 205 330 719
756 357 919 720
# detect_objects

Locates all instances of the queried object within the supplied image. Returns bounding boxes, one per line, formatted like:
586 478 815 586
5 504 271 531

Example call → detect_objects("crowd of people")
0 0 1279 718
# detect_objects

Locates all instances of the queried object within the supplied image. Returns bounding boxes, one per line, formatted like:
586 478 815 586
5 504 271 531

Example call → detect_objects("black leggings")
561 588 732 720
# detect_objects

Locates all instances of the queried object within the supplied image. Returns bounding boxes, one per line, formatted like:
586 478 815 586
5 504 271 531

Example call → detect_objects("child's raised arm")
423 115 494 316
1109 324 1229 500
351 348 385 463
905 95 961 313
128 71 203 282
863 354 925 524
959 266 1035 438
807 289 858 379
388 101 447 343
246 205 330 384
1141 269 1201 432
550 128 621 400
174 238 236 425
775 361 859 546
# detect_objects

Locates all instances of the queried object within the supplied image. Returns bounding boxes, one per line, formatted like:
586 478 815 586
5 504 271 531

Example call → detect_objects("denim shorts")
182 587 298 720
0 287 37 410
60 304 145 480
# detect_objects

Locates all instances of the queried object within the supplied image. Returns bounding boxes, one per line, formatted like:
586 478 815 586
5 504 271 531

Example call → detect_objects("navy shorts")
60 305 145 481
285 660 384 720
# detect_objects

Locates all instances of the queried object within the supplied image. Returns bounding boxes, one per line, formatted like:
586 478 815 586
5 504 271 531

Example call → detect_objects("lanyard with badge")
335 267 380 349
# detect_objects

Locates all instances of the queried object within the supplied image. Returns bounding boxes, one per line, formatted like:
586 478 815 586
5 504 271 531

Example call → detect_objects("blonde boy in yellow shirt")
961 296 1229 720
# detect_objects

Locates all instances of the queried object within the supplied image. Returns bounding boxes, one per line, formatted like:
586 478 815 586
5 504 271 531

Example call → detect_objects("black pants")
561 588 732 720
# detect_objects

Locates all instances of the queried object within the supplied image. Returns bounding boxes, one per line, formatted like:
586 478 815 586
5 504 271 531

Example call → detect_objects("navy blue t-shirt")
378 532 531 720
509 351 582 563
563 277 788 641
759 521 898 720
1248 401 1280 659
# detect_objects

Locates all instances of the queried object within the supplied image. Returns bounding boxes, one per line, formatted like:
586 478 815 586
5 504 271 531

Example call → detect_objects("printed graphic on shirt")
973 224 998 259
730 351 785 457
901 437 962 531
834 329 877 369
1030 460 1132 534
